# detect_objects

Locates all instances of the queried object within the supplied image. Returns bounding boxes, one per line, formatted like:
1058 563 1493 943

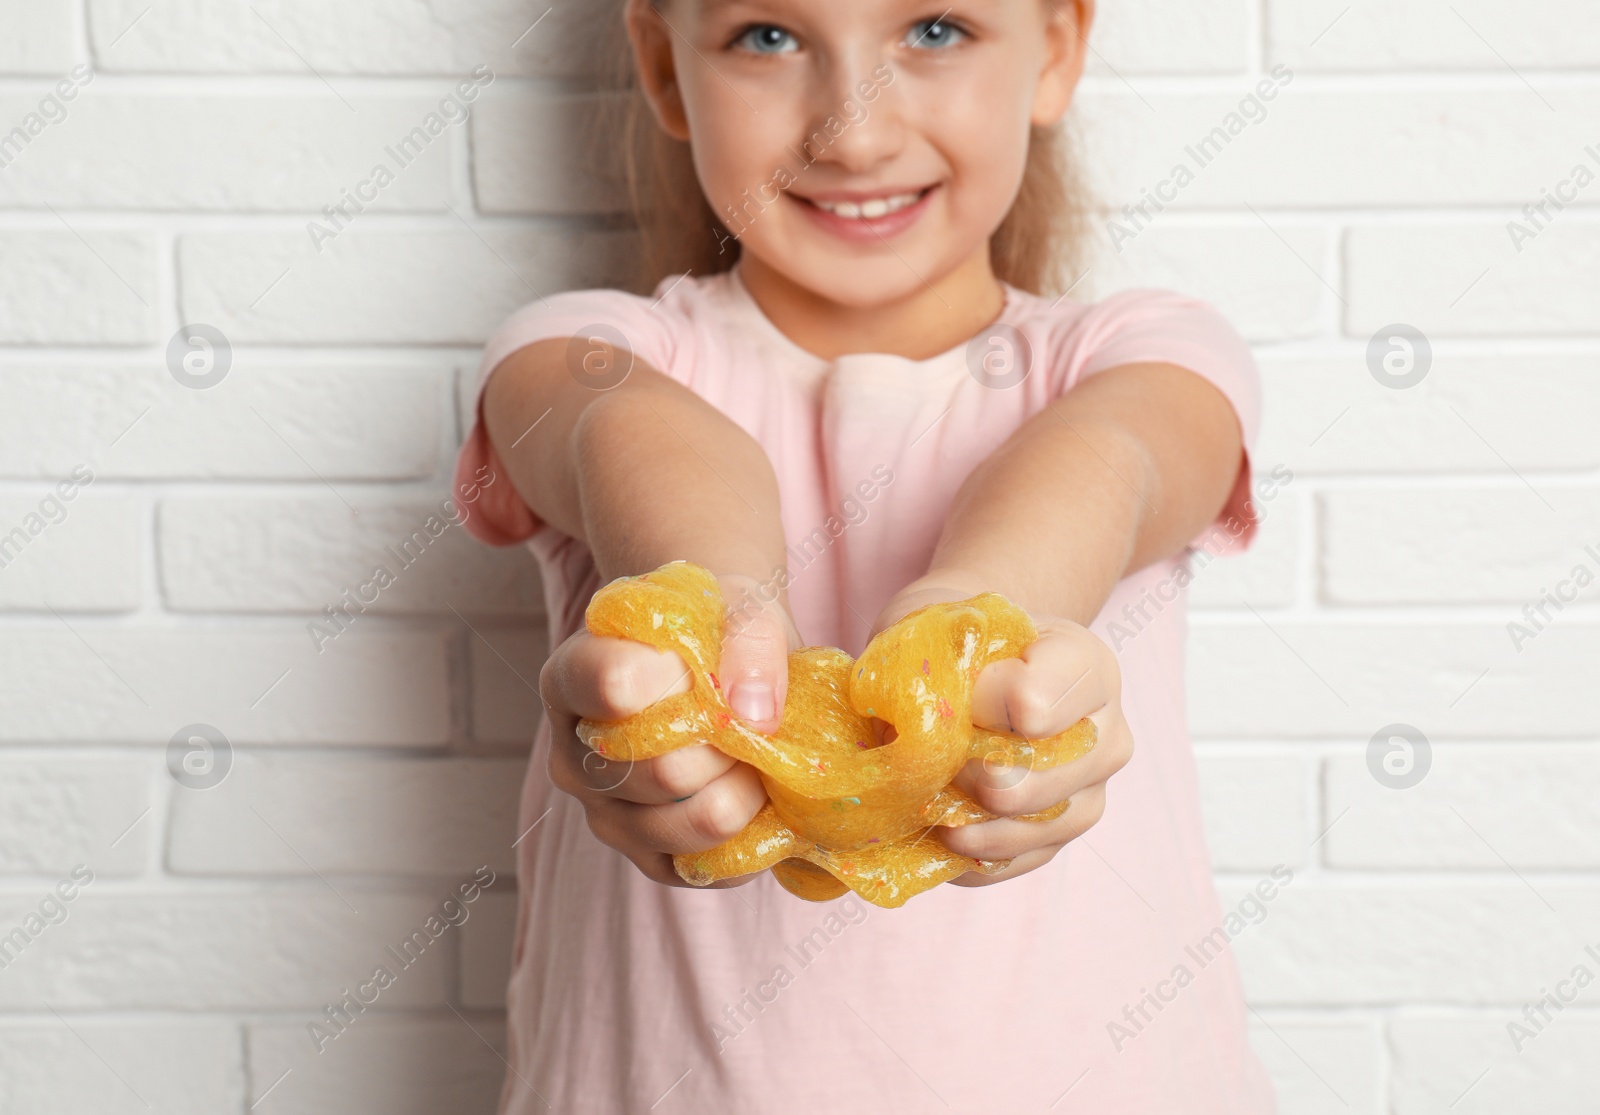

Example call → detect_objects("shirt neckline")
724 262 1027 369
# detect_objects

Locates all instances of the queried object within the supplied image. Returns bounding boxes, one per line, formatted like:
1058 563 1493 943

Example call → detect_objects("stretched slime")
577 562 1097 908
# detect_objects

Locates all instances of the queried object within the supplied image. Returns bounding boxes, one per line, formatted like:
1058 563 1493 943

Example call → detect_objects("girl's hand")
538 573 798 887
871 578 1133 887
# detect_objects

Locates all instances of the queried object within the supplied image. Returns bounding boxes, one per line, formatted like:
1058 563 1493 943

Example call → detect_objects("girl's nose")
802 52 905 175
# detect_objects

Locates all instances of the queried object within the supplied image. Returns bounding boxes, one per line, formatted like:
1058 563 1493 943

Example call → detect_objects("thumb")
716 575 794 735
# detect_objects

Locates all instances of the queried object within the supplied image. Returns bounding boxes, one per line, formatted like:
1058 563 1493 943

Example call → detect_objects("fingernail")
981 764 1028 790
728 683 774 724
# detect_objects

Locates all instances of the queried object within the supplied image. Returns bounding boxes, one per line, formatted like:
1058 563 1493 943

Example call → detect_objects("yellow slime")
578 562 1097 908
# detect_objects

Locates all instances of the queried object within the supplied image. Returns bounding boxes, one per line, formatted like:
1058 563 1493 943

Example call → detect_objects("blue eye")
907 18 966 48
736 25 799 53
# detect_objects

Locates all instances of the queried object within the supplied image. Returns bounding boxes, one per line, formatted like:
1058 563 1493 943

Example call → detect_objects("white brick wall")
1 2 1593 1110
0 231 158 343
0 1 77 74
0 94 457 210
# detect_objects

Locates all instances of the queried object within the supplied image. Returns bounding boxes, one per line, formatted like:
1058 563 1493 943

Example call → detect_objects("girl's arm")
482 339 793 887
898 361 1245 623
483 338 788 595
873 361 1245 885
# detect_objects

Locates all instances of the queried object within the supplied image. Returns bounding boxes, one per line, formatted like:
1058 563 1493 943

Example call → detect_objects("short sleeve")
1069 289 1262 554
451 285 683 547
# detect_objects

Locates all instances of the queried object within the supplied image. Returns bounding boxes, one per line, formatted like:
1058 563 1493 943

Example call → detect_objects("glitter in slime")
577 562 1098 908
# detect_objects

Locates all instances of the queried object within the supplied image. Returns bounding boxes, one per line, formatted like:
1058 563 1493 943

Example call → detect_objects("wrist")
900 566 994 601
908 558 1114 628
573 389 790 590
873 568 994 635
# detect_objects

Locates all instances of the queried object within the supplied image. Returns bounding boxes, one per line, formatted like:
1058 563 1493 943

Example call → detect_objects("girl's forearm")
918 417 1145 626
483 341 788 591
916 362 1243 625
572 387 787 586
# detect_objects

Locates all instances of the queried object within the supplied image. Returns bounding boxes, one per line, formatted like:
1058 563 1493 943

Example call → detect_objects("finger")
970 627 1109 739
955 709 1132 817
718 584 792 734
626 849 690 888
540 630 692 723
546 686 740 806
618 850 763 889
586 761 767 855
551 725 738 805
936 783 1107 862
623 849 767 890
945 845 1061 888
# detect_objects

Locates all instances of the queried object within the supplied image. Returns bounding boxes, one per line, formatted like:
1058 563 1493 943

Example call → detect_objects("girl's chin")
738 227 974 310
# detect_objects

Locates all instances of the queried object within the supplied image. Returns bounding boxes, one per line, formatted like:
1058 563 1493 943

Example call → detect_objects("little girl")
455 2 1275 1111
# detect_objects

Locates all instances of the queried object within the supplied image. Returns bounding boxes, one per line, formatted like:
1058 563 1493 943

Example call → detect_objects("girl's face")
629 0 1089 309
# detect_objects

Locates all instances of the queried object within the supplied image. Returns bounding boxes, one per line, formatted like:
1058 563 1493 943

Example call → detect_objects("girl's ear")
625 0 693 141
1033 0 1095 126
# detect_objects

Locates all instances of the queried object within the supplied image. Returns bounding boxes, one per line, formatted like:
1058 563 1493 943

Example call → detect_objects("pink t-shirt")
455 266 1274 1115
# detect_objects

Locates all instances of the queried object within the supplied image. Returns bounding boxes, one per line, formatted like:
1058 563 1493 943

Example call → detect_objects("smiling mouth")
800 187 935 221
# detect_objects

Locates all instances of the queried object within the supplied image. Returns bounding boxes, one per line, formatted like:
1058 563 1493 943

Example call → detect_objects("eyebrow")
691 0 1007 34
692 0 813 25
697 0 996 16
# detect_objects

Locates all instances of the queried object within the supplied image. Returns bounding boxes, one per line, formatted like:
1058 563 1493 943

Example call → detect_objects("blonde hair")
596 13 1094 299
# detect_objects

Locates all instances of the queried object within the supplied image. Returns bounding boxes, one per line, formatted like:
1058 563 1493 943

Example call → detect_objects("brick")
168 755 523 876
1090 0 1249 74
1195 752 1309 871
178 228 635 345
469 627 548 746
1391 1012 1600 1114
1346 222 1600 337
159 496 544 616
0 94 453 211
0 1021 242 1112
248 1017 506 1115
0 494 141 611
0 231 157 344
1092 222 1331 343
89 0 616 78
0 626 452 745
460 890 516 1009
0 0 77 73
1188 621 1600 738
1321 488 1600 605
1270 0 1600 71
0 758 149 876
473 91 630 215
1188 490 1301 609
1085 88 1600 210
1247 1016 1381 1115
1258 354 1600 475
0 364 444 480
1224 881 1600 1004
1324 746 1600 869
0 890 455 1009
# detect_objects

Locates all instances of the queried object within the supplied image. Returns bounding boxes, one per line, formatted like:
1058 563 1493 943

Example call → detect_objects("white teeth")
815 191 923 220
